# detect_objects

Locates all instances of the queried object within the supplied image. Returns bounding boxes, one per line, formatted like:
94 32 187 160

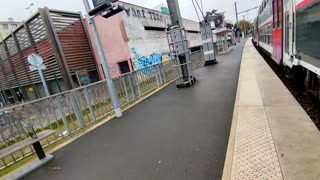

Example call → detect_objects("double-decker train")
253 0 320 96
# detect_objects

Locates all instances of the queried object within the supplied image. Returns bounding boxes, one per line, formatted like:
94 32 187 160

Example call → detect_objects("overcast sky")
0 0 261 23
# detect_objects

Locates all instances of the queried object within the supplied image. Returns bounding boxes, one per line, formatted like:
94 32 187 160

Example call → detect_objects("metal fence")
0 50 203 170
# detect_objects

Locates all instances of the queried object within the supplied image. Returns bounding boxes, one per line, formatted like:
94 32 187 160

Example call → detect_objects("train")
252 0 320 98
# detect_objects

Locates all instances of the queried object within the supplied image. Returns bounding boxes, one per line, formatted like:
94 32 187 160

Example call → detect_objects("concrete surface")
1 154 53 180
223 39 320 180
22 41 246 180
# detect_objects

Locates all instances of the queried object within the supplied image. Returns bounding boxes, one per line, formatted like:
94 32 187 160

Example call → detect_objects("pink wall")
85 14 132 79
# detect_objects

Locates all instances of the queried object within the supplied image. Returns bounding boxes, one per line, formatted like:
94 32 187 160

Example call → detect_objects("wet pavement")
24 40 245 180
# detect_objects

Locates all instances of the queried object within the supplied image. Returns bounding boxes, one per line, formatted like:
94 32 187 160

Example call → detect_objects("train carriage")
253 0 320 96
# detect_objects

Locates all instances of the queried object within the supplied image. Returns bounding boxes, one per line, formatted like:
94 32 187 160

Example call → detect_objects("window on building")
2 24 8 29
118 61 131 74
144 26 166 31
11 24 17 29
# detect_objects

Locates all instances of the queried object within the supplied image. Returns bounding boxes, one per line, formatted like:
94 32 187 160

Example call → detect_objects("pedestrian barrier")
0 51 204 170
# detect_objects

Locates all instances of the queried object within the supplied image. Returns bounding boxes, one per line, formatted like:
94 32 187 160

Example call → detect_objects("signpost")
28 54 50 97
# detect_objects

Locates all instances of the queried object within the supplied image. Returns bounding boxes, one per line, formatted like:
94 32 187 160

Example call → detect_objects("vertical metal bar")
100 84 110 115
134 72 141 97
157 65 162 85
121 76 129 103
128 73 136 100
48 99 63 137
235 2 240 42
70 91 85 128
89 87 98 117
2 158 7 167
94 87 103 116
155 66 160 87
161 63 167 83
56 98 71 135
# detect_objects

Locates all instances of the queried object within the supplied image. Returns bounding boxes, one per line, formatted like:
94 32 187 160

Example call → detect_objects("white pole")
32 55 50 97
83 0 122 117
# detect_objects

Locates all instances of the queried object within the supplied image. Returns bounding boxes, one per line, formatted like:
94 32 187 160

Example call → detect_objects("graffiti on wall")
123 5 164 21
131 48 163 75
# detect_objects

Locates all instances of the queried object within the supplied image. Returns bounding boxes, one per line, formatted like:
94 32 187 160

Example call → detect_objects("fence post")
160 63 167 83
56 99 71 135
157 65 163 85
84 88 96 123
121 77 129 103
134 73 141 96
128 73 137 100
155 66 160 87
70 91 85 128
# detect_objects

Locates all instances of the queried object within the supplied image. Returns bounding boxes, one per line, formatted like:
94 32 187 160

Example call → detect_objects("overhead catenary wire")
192 0 205 21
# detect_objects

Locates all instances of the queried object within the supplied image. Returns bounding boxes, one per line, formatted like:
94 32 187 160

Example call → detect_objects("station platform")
21 37 245 180
222 40 320 180
10 39 320 180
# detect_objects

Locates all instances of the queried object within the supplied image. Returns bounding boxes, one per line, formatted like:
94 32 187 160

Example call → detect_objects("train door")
272 0 283 63
283 0 294 65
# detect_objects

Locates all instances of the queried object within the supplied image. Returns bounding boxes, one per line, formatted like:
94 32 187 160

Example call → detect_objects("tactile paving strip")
231 107 283 180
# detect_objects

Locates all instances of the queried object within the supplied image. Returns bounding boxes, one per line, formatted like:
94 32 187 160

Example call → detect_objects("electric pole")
166 0 196 88
234 2 240 42
83 0 122 117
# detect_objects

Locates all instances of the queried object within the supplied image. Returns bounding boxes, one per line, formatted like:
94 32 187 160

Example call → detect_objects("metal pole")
83 0 122 117
32 55 50 97
234 2 240 42
37 68 50 97
166 0 184 28
243 14 246 37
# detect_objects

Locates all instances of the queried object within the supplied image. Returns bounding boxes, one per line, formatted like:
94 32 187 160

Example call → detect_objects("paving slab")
22 41 246 180
223 39 320 180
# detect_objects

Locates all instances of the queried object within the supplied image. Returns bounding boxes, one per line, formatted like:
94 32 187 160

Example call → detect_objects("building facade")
0 19 22 41
0 8 98 105
87 1 202 78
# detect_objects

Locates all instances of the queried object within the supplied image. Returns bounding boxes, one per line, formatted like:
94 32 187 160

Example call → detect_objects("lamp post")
26 3 34 16
82 0 122 117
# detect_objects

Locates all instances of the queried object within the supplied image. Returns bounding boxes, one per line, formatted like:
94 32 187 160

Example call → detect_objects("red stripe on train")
258 21 273 29
296 0 315 10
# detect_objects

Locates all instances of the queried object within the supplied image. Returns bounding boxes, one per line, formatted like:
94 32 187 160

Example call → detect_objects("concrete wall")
119 1 202 58
87 1 202 78
0 21 21 40
86 14 133 78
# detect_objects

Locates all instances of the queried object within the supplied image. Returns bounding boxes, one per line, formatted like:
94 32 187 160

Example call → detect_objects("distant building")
0 9 97 105
86 1 202 78
153 3 169 14
0 18 22 40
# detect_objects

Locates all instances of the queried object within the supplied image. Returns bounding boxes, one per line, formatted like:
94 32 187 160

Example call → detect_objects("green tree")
239 20 253 33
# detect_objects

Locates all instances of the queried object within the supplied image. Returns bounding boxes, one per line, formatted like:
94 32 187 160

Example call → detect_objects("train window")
285 14 289 53
294 1 320 57
273 0 277 28
277 0 280 28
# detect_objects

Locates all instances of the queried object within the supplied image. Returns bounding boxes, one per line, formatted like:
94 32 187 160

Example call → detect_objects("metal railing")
0 51 203 170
